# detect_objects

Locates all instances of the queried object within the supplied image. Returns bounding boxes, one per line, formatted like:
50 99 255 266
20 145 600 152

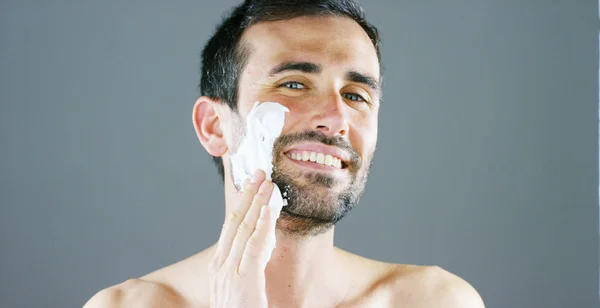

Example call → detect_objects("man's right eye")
279 81 306 90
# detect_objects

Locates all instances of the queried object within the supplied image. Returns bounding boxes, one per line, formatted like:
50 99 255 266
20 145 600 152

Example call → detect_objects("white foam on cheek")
229 101 289 214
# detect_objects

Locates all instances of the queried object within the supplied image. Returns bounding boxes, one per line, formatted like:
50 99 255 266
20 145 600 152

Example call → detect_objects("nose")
310 92 349 137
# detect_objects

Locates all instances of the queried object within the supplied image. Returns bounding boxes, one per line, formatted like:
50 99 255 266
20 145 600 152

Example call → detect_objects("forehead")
240 16 380 79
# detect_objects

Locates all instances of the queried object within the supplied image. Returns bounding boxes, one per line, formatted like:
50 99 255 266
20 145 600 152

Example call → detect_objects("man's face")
231 16 380 236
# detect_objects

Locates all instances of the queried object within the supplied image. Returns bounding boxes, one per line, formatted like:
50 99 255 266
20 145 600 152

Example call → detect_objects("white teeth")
287 151 343 169
316 153 325 164
302 151 309 161
324 154 333 166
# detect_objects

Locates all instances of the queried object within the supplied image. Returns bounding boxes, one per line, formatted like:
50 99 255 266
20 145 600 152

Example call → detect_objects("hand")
208 169 280 307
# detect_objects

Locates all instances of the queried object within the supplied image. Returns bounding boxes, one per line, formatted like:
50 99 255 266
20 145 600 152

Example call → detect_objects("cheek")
349 113 378 155
279 111 306 135
265 96 311 132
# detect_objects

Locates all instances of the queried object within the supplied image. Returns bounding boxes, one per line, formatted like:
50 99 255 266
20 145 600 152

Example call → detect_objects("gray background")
0 0 597 307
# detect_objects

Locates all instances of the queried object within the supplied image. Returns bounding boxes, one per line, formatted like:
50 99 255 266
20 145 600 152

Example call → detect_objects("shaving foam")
229 101 289 213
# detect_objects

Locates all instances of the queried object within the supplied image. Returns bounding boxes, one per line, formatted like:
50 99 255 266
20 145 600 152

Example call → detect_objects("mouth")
283 144 350 171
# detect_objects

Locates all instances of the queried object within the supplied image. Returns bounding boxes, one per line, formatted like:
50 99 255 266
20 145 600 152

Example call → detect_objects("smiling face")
229 15 381 236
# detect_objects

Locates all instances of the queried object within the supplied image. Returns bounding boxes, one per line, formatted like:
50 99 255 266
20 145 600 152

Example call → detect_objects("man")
85 0 485 307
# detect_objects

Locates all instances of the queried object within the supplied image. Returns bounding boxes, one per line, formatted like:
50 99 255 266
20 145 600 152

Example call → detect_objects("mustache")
273 131 361 168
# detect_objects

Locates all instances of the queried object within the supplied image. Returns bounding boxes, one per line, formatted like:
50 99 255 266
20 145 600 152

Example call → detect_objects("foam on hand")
229 101 289 214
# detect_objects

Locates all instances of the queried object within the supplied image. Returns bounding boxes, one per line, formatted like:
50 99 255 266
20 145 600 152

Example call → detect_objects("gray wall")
0 1 597 307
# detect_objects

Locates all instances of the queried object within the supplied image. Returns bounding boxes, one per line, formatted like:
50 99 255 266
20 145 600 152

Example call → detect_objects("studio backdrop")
0 1 597 307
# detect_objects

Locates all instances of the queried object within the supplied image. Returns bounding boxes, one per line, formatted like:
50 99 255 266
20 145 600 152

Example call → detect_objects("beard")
269 131 374 237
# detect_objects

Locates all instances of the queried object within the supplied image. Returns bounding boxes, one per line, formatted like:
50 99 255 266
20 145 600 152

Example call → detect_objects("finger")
215 170 265 260
213 170 266 268
225 179 274 270
239 201 278 273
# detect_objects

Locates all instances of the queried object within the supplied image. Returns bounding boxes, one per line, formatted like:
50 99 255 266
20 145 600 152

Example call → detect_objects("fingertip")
251 169 266 183
258 180 273 194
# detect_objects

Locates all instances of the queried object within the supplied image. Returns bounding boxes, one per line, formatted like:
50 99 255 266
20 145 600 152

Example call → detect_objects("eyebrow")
269 61 322 76
346 71 381 93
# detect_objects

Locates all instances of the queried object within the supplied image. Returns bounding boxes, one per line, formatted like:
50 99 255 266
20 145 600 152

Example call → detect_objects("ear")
192 96 228 157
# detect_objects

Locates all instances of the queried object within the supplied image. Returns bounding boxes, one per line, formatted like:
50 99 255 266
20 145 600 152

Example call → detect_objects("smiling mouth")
285 151 348 170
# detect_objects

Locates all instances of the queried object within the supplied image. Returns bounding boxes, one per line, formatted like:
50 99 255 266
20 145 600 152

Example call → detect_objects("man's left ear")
192 96 228 157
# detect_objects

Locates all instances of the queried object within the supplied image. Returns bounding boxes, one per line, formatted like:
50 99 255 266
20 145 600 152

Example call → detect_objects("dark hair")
200 0 381 182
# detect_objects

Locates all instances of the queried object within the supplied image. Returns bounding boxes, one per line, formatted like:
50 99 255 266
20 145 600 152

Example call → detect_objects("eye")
343 92 367 103
280 81 306 90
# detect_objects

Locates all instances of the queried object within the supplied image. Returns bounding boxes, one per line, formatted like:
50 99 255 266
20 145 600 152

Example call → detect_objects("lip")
282 143 351 165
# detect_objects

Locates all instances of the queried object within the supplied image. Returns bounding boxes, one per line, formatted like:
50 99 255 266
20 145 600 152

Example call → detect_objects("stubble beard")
270 131 374 237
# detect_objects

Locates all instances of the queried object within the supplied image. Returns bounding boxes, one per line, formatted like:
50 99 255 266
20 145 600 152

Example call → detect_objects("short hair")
199 0 381 182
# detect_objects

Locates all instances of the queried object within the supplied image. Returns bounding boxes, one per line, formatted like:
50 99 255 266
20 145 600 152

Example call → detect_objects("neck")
266 228 335 293
265 227 338 302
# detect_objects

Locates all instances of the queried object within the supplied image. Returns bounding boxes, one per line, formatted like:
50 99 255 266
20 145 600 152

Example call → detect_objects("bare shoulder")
389 265 485 308
332 249 483 307
83 246 215 308
83 278 192 308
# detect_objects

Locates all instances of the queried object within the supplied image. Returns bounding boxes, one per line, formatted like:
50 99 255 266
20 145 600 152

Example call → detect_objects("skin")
83 16 485 308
